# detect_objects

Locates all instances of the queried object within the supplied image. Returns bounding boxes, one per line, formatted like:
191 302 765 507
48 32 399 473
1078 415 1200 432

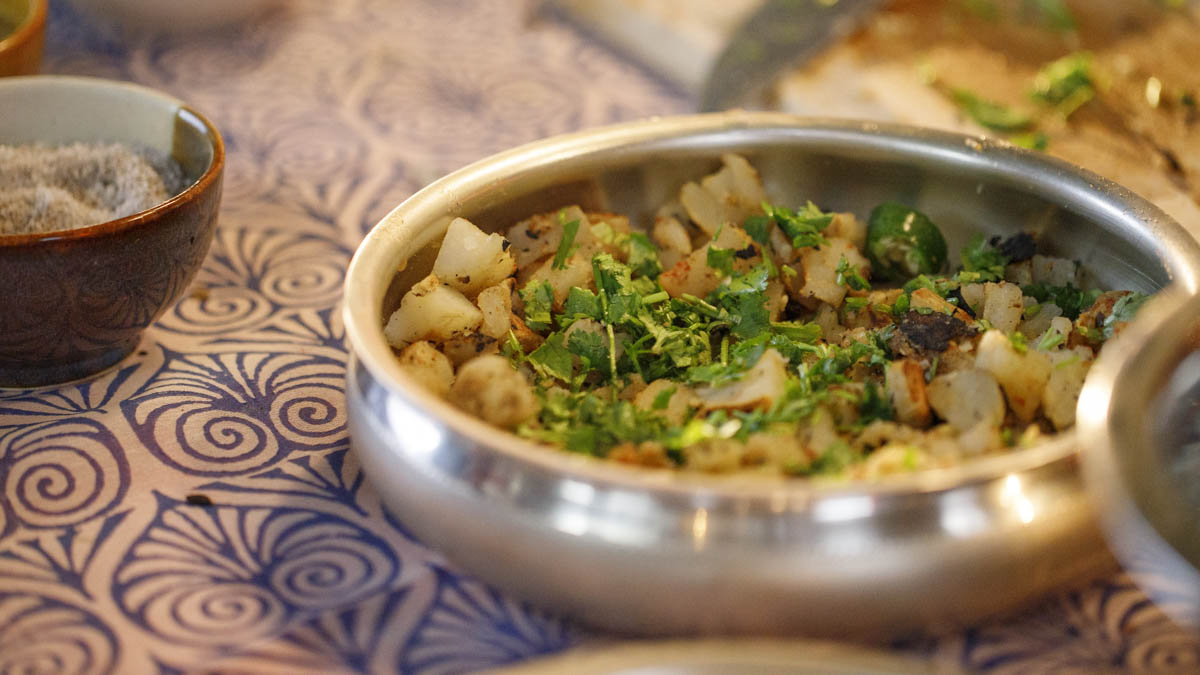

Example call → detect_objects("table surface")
3 1 1198 672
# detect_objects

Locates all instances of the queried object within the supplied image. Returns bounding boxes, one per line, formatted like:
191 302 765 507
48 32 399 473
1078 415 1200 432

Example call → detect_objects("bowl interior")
381 122 1194 324
350 114 1200 493
0 75 215 202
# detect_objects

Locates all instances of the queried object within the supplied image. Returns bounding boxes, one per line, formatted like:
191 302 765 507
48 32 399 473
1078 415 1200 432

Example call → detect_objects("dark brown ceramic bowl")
0 76 223 387
0 0 45 77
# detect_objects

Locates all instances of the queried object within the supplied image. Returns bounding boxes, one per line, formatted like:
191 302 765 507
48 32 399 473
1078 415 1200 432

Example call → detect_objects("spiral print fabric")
0 593 118 675
113 495 397 649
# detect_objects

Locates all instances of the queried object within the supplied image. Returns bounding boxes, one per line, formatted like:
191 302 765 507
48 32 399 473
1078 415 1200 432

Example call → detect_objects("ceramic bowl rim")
0 0 45 55
0 74 225 248
344 111 1199 501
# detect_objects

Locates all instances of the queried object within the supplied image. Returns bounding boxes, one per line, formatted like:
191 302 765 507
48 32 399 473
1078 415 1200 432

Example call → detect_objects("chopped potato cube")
432 217 516 296
384 274 483 348
450 355 537 428
927 369 1006 432
396 341 454 397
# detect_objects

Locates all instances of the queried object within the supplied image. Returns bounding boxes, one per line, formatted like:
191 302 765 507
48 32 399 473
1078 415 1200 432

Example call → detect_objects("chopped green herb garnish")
563 287 601 321
1009 332 1029 353
1032 52 1095 117
836 256 870 291
652 386 677 410
952 89 1034 132
528 333 575 383
1102 292 1150 339
1010 131 1049 151
959 234 1009 282
743 214 772 245
1028 0 1076 32
706 242 736 276
1022 282 1100 320
520 280 555 332
552 213 581 270
1036 326 1065 351
764 201 832 249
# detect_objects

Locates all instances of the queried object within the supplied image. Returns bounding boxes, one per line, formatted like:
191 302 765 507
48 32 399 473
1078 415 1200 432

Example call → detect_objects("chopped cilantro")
807 441 859 475
706 243 736 276
844 297 870 312
1021 282 1100 320
528 333 575 383
519 280 555 332
710 264 771 339
904 274 959 298
567 329 609 373
686 333 769 386
1009 332 1029 353
1028 0 1076 32
551 213 580 270
1032 52 1095 117
1102 292 1150 339
1010 131 1049 151
952 89 1034 132
764 201 831 249
563 287 601 321
1036 326 1065 351
858 382 894 427
959 234 1009 282
836 256 870 291
625 232 663 278
652 386 677 410
743 214 772 245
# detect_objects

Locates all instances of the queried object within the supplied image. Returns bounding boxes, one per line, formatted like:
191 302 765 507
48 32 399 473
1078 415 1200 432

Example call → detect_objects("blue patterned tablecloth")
2 1 1198 672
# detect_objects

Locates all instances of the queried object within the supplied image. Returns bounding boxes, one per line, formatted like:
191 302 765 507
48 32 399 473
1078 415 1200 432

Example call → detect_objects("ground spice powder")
0 142 184 235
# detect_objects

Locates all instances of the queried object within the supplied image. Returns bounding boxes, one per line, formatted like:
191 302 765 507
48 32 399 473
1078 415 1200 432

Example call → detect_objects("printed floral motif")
121 350 346 476
0 592 119 675
0 419 129 536
398 564 579 674
113 494 399 649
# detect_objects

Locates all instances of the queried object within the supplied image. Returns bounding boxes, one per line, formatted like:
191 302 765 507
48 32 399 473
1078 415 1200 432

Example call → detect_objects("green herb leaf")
528 333 575 382
1010 131 1049 151
765 201 832 249
552 213 581 271
952 89 1034 131
711 265 771 339
706 243 736 276
858 382 894 427
1102 292 1151 339
626 232 663 278
519 280 555 332
1033 0 1076 31
1021 282 1101 320
652 385 677 410
1032 52 1094 116
1009 332 1029 353
959 234 1009 282
563 287 601 321
743 214 772 245
836 255 870 291
686 333 770 386
567 329 609 372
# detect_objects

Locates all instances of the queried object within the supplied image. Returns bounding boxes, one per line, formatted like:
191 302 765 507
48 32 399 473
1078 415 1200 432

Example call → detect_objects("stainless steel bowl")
1080 289 1200 630
343 112 1200 637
